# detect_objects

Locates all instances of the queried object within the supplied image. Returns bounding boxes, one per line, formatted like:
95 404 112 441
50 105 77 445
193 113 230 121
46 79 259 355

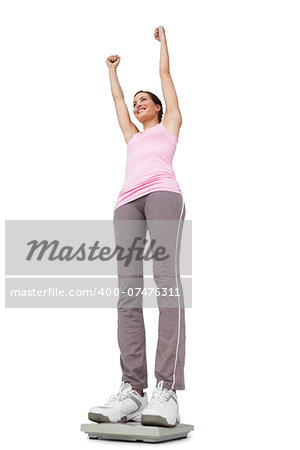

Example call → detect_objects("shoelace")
149 380 172 405
107 381 132 414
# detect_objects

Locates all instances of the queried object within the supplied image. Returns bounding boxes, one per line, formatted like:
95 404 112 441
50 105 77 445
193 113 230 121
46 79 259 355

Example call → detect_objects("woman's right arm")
106 55 138 144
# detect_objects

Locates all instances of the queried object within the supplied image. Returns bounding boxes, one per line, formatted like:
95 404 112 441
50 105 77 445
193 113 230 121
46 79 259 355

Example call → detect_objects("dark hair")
134 90 163 123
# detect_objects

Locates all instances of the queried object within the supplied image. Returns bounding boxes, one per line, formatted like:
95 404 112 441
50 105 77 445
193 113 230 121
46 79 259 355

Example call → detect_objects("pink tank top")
114 122 182 211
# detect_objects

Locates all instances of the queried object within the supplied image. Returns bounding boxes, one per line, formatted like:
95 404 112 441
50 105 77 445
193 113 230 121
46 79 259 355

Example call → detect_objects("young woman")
89 26 186 427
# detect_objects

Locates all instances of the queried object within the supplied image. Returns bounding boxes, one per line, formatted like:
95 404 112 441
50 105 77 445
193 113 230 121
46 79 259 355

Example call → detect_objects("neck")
142 119 159 131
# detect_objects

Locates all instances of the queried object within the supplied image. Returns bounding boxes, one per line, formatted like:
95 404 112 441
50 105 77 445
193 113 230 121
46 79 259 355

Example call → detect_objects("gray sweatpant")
113 191 186 390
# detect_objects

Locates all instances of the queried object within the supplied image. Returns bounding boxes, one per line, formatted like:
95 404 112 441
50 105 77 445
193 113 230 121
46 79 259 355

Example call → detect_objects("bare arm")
154 27 182 130
106 55 138 144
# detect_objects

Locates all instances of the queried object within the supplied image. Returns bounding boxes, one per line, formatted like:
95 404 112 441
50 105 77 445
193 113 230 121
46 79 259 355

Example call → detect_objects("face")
133 93 160 123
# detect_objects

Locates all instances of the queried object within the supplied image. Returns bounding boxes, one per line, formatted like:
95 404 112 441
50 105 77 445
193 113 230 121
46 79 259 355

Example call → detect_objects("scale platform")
81 421 194 443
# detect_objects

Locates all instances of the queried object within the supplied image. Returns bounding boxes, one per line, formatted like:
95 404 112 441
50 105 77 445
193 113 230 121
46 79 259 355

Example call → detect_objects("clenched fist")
154 26 166 42
106 54 121 68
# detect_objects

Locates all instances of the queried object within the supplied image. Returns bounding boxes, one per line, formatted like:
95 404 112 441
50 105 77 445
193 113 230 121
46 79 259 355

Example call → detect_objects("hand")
154 26 166 42
105 54 121 68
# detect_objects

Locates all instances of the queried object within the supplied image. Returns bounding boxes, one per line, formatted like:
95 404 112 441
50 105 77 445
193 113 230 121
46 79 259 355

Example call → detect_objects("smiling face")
133 92 161 123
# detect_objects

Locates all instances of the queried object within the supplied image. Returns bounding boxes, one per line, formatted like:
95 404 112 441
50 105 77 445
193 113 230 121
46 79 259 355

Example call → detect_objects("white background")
1 0 299 449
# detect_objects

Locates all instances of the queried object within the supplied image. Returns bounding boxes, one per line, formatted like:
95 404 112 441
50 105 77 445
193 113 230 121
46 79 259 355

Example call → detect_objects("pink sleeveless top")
114 122 182 211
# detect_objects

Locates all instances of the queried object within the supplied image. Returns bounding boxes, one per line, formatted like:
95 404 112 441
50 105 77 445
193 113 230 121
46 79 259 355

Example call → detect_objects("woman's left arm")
154 26 182 124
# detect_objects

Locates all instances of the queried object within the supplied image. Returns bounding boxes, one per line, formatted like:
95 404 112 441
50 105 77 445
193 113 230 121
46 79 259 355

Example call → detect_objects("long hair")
134 90 163 123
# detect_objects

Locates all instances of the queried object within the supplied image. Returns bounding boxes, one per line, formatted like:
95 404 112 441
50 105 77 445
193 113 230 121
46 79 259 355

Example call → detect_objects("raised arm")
106 55 138 144
154 26 182 134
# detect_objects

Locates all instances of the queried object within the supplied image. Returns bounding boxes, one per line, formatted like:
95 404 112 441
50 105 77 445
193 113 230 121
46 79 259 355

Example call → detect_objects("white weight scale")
81 421 194 443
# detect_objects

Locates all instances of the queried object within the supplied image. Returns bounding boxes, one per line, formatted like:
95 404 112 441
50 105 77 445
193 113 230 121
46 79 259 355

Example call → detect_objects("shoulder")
161 114 182 139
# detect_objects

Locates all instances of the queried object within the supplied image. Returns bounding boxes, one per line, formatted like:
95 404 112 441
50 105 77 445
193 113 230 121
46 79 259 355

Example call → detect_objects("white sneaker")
141 381 180 427
89 381 148 423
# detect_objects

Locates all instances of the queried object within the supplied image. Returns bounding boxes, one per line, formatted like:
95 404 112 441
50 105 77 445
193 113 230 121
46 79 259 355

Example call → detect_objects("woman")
89 26 186 428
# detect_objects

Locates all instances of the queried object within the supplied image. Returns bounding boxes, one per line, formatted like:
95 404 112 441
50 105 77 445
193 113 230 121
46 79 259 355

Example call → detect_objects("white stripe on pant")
171 197 185 390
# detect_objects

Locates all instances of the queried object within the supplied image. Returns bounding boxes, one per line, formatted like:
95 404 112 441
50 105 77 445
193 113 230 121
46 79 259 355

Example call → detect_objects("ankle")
133 388 144 397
